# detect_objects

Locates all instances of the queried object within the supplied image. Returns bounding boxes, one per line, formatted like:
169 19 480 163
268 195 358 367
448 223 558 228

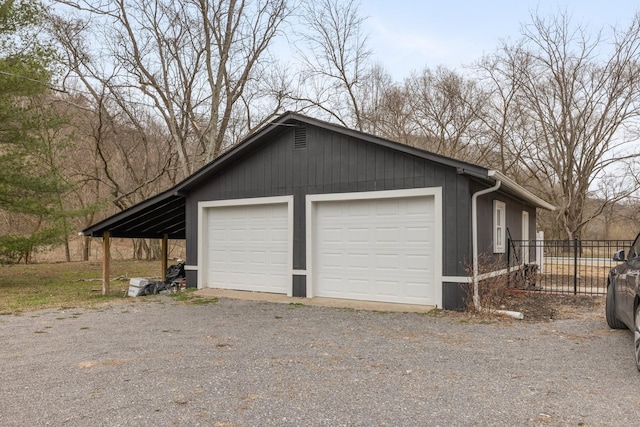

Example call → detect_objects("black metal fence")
507 238 633 295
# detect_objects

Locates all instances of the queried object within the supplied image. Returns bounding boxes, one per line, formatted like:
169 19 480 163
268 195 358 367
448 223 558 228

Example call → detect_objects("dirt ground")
491 291 605 321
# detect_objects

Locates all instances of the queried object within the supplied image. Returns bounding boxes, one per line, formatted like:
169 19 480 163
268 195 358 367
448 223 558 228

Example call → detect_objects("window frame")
493 200 506 253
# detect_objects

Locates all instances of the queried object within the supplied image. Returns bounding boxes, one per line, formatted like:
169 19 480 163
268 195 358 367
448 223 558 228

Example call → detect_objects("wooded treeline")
3 0 640 263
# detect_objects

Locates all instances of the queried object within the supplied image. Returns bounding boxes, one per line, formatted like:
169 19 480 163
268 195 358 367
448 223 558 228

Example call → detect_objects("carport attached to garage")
82 112 554 310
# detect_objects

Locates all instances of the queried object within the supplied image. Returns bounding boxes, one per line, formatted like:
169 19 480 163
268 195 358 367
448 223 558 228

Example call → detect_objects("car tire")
606 281 626 330
635 304 640 372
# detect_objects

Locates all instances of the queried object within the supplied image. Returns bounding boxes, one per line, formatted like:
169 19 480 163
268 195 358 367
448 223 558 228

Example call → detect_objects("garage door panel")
270 250 288 266
320 228 343 243
314 196 437 305
346 227 368 242
250 229 267 241
220 272 241 287
319 252 343 267
405 282 430 301
229 229 246 241
375 253 399 270
346 279 370 297
248 273 264 286
405 201 428 214
376 201 399 215
271 227 288 241
344 202 366 216
248 250 266 264
318 277 343 295
347 253 369 269
405 254 429 272
406 226 430 241
376 227 399 242
205 202 289 294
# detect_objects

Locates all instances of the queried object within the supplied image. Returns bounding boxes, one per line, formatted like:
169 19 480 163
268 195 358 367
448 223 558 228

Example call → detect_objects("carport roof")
81 111 555 239
81 187 186 239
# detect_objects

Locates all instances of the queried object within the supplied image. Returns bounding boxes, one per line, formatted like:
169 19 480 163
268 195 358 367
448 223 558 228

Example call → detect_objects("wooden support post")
102 231 111 295
161 234 168 281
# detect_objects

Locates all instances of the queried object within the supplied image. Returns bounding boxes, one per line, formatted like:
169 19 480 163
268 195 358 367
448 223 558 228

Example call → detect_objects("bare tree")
478 11 640 239
49 88 178 259
358 63 414 142
474 52 534 180
293 0 371 129
50 0 291 178
402 66 490 163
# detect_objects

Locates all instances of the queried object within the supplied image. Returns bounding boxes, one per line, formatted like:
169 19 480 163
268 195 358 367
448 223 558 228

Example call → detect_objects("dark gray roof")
81 111 553 239
82 187 185 239
176 112 490 191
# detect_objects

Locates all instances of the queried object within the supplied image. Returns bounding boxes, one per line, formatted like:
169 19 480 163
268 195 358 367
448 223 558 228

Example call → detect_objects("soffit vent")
294 126 307 150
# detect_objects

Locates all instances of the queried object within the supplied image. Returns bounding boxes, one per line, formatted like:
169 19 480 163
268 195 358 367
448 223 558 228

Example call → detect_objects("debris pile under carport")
128 260 186 297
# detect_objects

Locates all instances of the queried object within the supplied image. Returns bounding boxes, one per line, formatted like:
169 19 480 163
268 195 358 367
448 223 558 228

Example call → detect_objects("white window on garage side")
493 200 506 253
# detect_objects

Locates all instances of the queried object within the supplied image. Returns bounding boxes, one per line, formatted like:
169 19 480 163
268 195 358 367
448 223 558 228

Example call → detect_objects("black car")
606 233 640 370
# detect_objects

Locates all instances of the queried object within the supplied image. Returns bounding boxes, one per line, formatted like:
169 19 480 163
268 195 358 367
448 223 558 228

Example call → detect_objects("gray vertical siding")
442 282 471 311
185 124 475 281
475 188 537 267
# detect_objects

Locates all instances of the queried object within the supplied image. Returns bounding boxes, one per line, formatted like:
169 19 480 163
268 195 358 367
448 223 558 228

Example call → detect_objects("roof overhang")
487 170 556 211
81 189 186 239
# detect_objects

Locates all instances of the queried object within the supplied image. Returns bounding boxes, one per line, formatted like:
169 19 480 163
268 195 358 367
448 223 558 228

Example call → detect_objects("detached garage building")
82 112 554 310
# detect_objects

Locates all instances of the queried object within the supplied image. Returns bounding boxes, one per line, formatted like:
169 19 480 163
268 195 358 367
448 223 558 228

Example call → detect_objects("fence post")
507 238 511 288
573 237 578 295
536 231 544 274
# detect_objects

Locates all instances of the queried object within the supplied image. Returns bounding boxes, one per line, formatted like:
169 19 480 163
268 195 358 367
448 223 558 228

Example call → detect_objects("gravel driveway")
0 295 637 426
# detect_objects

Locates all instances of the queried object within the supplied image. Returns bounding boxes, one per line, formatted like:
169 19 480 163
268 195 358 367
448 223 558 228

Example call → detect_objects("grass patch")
0 260 161 314
288 302 306 309
166 289 219 305
166 289 197 302
188 296 219 305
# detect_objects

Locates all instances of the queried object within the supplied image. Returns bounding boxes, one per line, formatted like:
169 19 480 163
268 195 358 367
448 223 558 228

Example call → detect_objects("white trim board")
442 276 472 283
443 267 523 284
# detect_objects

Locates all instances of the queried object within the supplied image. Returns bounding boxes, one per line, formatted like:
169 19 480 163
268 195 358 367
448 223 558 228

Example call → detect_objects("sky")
360 0 639 79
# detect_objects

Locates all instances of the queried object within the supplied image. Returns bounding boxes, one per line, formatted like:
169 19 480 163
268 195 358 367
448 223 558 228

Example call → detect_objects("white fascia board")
488 170 556 211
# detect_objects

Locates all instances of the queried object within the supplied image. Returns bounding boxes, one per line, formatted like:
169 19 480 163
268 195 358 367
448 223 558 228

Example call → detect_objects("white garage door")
205 202 289 294
313 196 437 305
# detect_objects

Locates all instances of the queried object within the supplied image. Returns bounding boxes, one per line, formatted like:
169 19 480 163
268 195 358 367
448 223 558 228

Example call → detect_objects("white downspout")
471 179 524 320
